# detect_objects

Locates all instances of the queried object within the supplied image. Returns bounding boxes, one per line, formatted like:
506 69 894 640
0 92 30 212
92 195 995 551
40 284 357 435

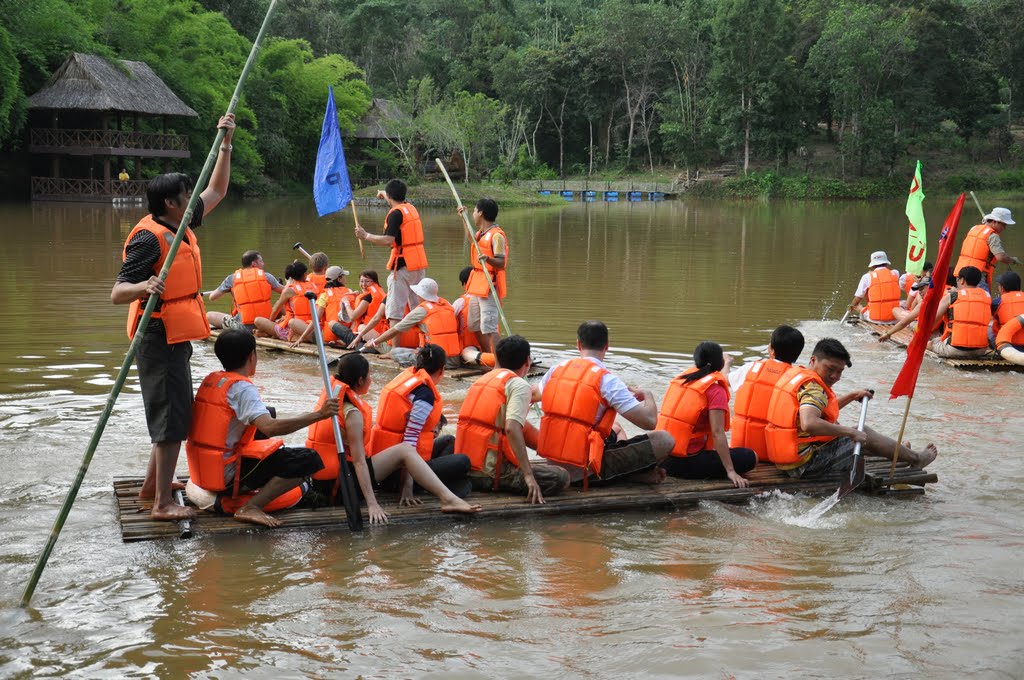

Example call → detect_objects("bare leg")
372 444 482 514
289 319 312 343
146 441 195 520
891 307 913 323
481 332 499 355
233 476 301 528
862 426 938 468
625 431 674 484
253 316 277 338
207 311 229 328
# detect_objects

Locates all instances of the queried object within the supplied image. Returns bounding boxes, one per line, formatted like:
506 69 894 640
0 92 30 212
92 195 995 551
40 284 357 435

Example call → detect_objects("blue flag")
313 86 353 217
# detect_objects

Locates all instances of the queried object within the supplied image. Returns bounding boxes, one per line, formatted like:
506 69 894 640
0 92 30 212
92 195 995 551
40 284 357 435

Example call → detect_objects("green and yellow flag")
905 160 926 276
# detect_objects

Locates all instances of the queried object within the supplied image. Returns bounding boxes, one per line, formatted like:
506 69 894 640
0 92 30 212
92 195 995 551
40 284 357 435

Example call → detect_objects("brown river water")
0 196 1021 677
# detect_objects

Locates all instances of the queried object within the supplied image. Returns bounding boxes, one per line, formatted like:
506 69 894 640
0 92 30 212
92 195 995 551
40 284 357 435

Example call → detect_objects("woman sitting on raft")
306 352 481 523
656 341 756 488
253 261 317 342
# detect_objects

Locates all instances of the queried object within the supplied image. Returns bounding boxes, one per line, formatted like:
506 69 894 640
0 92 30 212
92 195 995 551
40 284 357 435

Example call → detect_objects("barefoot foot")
233 505 282 528
915 443 938 468
151 503 196 521
440 497 483 514
139 480 186 499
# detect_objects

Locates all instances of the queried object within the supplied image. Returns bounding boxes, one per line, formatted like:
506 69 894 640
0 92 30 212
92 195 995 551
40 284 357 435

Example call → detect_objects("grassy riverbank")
353 181 566 207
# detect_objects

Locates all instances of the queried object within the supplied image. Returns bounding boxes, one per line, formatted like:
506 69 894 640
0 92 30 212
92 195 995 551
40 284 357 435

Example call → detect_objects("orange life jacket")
122 215 208 344
955 224 996 288
455 369 518 475
994 291 1024 346
996 314 1024 351
355 282 389 334
656 368 730 458
467 226 508 299
278 280 318 327
385 204 428 271
185 371 300 512
230 267 272 324
308 272 327 294
320 286 351 343
942 287 992 349
305 378 374 480
337 289 361 328
763 366 839 466
902 273 918 296
537 358 616 476
416 298 461 357
866 267 901 322
456 293 478 349
369 367 442 461
732 358 791 461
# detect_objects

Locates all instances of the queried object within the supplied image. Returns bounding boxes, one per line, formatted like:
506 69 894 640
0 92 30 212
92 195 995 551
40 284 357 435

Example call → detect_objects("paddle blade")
837 448 866 499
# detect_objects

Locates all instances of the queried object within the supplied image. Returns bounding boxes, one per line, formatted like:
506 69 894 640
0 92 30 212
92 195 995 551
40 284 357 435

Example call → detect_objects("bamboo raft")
203 329 546 381
852 318 1023 372
115 460 936 542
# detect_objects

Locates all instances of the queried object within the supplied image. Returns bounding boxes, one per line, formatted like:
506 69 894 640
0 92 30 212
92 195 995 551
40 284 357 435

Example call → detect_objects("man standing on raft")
111 114 235 521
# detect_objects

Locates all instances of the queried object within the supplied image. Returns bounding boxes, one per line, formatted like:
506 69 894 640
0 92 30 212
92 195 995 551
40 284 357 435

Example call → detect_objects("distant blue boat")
649 191 665 201
628 191 643 201
605 191 618 202
584 190 596 197
538 190 552 196
561 190 574 201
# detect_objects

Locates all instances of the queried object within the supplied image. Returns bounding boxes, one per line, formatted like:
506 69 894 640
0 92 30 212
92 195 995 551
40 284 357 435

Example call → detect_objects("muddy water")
0 197 1021 677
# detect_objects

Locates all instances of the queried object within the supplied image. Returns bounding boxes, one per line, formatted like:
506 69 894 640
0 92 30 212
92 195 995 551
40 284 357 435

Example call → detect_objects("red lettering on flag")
908 245 924 262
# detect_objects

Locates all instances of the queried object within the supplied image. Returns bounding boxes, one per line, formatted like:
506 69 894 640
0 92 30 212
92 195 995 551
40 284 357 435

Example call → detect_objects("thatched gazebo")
27 53 198 202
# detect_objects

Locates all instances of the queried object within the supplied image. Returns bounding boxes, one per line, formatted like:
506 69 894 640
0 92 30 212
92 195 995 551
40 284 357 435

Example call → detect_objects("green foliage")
0 25 26 145
696 170 905 199
491 147 558 181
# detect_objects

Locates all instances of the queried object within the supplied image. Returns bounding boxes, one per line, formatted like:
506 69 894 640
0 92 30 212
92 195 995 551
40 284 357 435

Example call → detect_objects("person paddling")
305 353 481 523
847 251 901 323
207 250 284 332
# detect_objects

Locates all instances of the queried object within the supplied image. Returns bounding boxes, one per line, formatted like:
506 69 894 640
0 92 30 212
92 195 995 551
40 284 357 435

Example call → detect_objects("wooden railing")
32 177 148 201
30 128 190 152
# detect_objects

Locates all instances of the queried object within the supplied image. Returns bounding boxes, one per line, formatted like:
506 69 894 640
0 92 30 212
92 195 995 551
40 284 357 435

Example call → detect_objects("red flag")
890 193 965 399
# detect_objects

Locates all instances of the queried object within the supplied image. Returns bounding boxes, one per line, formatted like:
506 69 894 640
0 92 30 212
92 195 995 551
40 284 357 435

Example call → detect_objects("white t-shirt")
222 380 271 485
539 356 640 425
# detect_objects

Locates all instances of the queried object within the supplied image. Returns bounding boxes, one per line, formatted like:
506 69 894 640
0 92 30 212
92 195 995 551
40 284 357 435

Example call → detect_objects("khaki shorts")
386 267 425 321
468 460 570 496
927 339 990 359
468 293 499 335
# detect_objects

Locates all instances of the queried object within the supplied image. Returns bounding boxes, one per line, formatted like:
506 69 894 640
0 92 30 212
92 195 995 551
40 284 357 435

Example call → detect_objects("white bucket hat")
869 251 890 267
410 277 440 302
984 207 1015 225
325 265 349 280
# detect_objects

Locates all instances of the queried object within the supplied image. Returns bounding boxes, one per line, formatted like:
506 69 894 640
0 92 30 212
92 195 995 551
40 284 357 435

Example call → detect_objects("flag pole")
888 397 913 482
21 0 280 608
351 201 366 259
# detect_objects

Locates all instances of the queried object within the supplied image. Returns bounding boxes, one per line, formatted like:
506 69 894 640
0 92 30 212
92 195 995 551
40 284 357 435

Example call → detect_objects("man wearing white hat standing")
954 207 1019 292
365 277 463 369
847 251 902 323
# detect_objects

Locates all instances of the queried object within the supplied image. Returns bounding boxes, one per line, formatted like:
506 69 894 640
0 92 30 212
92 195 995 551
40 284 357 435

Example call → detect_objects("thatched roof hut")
353 98 404 139
27 53 198 117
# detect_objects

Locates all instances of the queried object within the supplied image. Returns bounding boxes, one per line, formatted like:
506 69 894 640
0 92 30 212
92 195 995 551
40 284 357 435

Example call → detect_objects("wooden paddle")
20 0 281 608
837 395 871 500
304 291 363 531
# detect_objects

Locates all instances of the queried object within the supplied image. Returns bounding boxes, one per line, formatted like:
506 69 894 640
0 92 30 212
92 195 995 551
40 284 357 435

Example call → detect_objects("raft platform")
203 329 545 381
852 318 1023 372
114 460 936 542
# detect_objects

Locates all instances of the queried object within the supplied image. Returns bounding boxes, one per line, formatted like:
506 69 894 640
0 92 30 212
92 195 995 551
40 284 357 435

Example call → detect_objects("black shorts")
311 457 379 503
238 446 324 491
136 332 193 443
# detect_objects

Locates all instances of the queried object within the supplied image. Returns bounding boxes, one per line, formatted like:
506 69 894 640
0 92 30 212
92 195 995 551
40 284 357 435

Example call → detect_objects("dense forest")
1 0 1022 195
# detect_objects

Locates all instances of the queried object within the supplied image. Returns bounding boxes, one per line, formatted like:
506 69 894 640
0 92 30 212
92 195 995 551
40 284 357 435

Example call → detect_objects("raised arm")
199 114 236 214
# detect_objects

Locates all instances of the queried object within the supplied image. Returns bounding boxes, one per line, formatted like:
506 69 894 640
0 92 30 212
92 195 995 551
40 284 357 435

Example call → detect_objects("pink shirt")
687 383 729 454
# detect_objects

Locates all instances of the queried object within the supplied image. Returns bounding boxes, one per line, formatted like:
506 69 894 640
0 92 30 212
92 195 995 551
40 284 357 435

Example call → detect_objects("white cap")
984 207 1015 225
325 265 349 280
410 277 440 302
869 251 890 267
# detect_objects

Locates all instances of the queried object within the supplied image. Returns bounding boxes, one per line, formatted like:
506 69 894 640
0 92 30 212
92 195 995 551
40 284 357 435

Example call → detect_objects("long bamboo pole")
20 0 280 608
888 397 914 483
435 158 512 337
350 200 366 259
969 191 985 219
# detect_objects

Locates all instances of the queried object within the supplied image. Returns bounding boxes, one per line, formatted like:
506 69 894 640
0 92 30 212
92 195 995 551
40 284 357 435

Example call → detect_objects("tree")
423 90 505 183
0 25 26 146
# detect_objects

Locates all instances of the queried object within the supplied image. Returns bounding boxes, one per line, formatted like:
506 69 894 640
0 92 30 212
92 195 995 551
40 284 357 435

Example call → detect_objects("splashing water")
747 489 848 529
819 287 845 321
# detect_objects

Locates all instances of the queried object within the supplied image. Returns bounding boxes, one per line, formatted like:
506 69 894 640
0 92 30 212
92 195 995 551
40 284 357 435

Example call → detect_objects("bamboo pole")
888 397 914 483
435 158 512 337
969 191 985 219
351 201 366 259
20 0 280 608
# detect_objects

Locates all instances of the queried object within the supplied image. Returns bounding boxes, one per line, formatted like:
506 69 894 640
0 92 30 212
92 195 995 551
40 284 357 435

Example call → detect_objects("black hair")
360 270 380 284
811 338 852 368
326 278 345 289
241 250 262 267
476 198 499 222
335 352 369 388
922 260 934 273
289 260 308 281
147 172 192 216
496 335 531 372
459 266 473 286
947 271 957 287
310 252 329 273
415 343 446 374
770 325 805 364
957 265 982 287
214 329 257 371
283 262 295 281
384 179 407 202
682 341 725 383
998 271 1021 292
577 320 609 350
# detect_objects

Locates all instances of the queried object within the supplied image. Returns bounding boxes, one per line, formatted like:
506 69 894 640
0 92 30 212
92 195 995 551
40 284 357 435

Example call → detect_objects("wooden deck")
852 318 1023 371
114 460 936 542
203 329 545 381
